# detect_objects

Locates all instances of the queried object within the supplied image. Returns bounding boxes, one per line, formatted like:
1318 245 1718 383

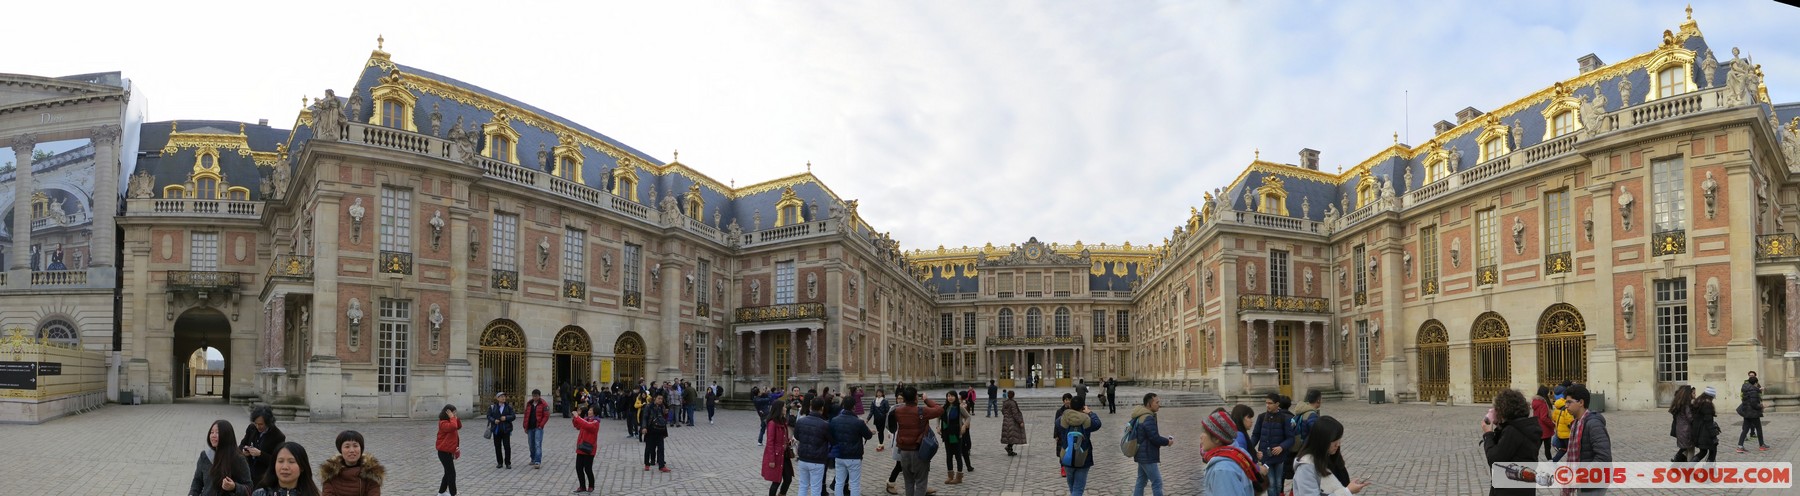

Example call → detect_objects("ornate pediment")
983 237 1087 266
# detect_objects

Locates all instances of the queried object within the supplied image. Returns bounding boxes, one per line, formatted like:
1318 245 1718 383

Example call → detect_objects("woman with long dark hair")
189 419 252 496
1293 416 1370 495
761 399 794 496
1668 385 1696 462
941 390 970 485
252 442 321 496
436 404 461 496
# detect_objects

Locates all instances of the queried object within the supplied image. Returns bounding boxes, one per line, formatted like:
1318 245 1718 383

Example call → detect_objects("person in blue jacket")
1248 393 1295 496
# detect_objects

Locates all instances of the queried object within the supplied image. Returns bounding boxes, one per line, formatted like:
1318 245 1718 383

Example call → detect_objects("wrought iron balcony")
564 280 586 300
167 271 243 292
378 250 413 275
623 290 643 309
1757 233 1799 260
1651 230 1687 257
492 269 518 290
1544 252 1573 275
1476 265 1499 286
734 302 826 324
267 255 314 280
1421 278 1439 296
986 335 1084 346
696 304 711 318
1353 291 1367 306
1238 293 1329 314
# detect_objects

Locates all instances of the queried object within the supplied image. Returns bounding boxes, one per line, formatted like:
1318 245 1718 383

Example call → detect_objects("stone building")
12 8 1796 420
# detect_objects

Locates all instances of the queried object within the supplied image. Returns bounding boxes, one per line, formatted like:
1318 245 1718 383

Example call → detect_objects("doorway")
554 326 592 391
172 307 232 400
1274 324 1293 397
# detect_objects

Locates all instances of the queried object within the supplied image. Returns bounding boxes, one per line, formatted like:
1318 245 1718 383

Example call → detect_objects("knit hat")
1702 387 1717 398
1203 409 1238 442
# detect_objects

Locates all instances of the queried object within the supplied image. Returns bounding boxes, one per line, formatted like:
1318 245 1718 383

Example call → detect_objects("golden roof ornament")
371 34 391 62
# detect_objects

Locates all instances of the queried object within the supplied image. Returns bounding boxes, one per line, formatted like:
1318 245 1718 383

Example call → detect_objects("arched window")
38 319 78 345
1025 308 1043 338
1481 136 1506 162
998 308 1014 338
381 100 405 128
227 187 249 201
369 70 419 132
1054 307 1071 337
482 109 521 163
164 185 187 198
684 185 706 221
552 136 584 184
775 187 805 227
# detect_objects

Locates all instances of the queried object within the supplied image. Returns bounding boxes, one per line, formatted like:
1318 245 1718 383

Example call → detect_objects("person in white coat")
1291 416 1370 496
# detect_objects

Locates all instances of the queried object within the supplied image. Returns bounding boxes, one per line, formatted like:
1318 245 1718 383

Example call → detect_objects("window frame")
774 261 796 305
490 213 519 272
1269 249 1290 296
190 232 219 271
377 298 411 394
562 228 585 283
1545 190 1572 255
379 187 413 254
998 308 1015 338
1654 278 1690 382
1651 157 1687 233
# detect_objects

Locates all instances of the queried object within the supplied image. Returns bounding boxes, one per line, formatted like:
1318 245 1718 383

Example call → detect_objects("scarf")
1561 412 1588 496
1205 445 1265 492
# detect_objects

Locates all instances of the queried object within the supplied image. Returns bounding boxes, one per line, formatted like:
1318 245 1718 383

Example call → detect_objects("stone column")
446 207 474 410
307 194 344 420
9 134 36 271
657 260 685 380
89 125 122 267
1244 319 1256 370
1265 321 1274 373
1786 274 1800 356
1304 321 1315 372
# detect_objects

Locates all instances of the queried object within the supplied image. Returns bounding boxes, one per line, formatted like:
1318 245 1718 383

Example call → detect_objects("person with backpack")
1001 390 1027 456
1059 395 1103 496
1738 372 1769 453
1127 392 1175 496
1668 385 1695 462
1550 394 1574 461
894 385 945 496
1053 393 1073 478
1291 390 1324 451
1693 387 1722 462
1202 409 1264 496
793 397 834 496
1249 393 1296 496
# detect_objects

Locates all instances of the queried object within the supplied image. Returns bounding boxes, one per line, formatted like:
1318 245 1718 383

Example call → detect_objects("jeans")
1133 462 1163 496
575 454 595 488
1067 466 1091 496
437 450 457 495
900 450 931 496
643 435 666 468
708 403 717 422
835 458 863 496
988 398 998 417
492 431 512 466
1739 418 1766 447
1264 461 1286 496
526 428 544 464
796 461 826 496
686 405 696 426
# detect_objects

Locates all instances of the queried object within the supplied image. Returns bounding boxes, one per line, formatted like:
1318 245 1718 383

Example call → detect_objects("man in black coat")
240 406 286 485
1104 377 1119 414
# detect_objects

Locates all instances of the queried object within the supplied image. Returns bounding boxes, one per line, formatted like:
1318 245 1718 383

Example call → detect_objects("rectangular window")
1553 111 1574 138
775 261 796 305
622 243 642 305
1025 271 1042 294
379 187 412 253
964 352 976 379
1482 138 1504 163
1116 310 1130 341
1420 226 1439 291
696 259 711 307
1546 190 1572 254
562 228 585 282
1269 250 1289 296
382 100 403 128
1476 209 1497 267
1092 310 1106 341
378 299 411 394
996 273 1015 294
1659 67 1686 98
941 353 955 378
1356 320 1371 385
940 313 954 345
491 213 518 272
1353 244 1368 295
695 330 709 386
1655 279 1690 382
963 312 976 342
1652 158 1686 233
1053 272 1072 295
190 232 219 271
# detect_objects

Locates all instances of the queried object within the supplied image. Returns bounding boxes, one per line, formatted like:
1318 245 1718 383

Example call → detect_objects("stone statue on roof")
271 162 291 200
1700 49 1717 89
538 143 549 170
347 90 364 123
1724 47 1755 107
1579 85 1607 136
430 103 443 136
127 169 155 199
314 89 343 141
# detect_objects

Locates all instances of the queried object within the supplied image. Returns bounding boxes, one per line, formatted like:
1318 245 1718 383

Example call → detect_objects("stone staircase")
724 389 1228 412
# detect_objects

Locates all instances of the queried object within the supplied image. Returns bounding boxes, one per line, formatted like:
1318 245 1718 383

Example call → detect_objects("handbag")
483 424 494 440
917 407 940 461
578 441 595 454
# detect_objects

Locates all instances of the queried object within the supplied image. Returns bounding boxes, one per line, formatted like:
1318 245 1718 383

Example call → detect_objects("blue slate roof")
135 120 291 200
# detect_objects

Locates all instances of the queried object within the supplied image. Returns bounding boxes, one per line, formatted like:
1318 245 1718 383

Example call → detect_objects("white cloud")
9 0 1795 251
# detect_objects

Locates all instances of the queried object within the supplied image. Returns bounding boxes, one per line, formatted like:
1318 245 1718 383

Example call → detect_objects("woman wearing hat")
488 392 517 469
1693 387 1722 462
1201 409 1263 496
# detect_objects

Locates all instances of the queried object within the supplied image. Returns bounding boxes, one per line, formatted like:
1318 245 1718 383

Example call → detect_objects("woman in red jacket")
761 400 794 496
1532 386 1554 460
436 404 461 496
572 405 601 493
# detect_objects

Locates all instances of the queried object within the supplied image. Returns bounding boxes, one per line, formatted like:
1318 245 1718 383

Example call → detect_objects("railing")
1651 229 1687 257
491 269 518 290
266 255 315 280
563 280 586 300
734 302 827 324
609 194 650 220
1756 233 1800 260
129 199 262 218
741 219 840 248
352 122 442 156
1403 133 1577 210
1522 132 1579 164
378 250 413 275
1236 293 1330 314
479 157 542 188
623 290 642 308
166 270 242 291
31 213 91 230
682 216 722 242
986 335 1084 346
1544 252 1573 275
1623 87 1726 129
1332 197 1394 232
1117 332 1129 343
1226 211 1323 234
1476 265 1498 286
548 174 605 208
30 270 88 286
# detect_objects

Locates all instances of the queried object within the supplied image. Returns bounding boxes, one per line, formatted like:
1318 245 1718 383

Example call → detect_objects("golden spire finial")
1254 148 1259 161
171 120 179 132
239 122 246 135
378 34 385 51
1393 132 1399 145
1685 4 1692 20
673 149 679 162
807 161 812 173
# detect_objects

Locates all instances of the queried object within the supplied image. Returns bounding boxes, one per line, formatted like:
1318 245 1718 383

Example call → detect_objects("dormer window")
775 187 805 226
487 135 513 161
1481 137 1505 162
368 70 418 132
1540 82 1583 140
196 178 217 199
1424 157 1448 183
1551 111 1574 137
684 184 705 221
552 135 584 184
1253 175 1288 216
381 100 405 128
1657 66 1687 99
227 187 250 201
164 185 186 198
201 154 214 169
482 109 521 163
1645 31 1697 102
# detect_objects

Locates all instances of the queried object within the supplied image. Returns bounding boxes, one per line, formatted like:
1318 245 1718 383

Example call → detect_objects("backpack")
1291 410 1320 450
1120 416 1141 458
1062 429 1089 467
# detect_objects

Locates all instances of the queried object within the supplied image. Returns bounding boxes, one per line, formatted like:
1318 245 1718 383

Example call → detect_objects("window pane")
563 228 585 282
380 187 412 253
1652 158 1686 232
191 232 218 271
775 261 796 304
491 214 518 271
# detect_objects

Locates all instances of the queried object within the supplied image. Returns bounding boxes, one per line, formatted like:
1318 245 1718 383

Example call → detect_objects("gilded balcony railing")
167 271 242 291
563 280 586 300
1476 265 1499 286
623 290 643 308
267 255 315 280
986 335 1084 346
1756 233 1799 260
1544 252 1573 275
492 269 518 290
1651 230 1687 257
734 302 827 324
1237 293 1330 314
378 250 413 275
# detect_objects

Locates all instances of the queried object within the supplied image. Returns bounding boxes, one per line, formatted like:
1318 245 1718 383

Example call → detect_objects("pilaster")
9 134 36 272
89 125 122 267
657 258 685 380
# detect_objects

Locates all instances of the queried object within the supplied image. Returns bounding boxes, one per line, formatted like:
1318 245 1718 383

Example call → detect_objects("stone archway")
479 319 526 408
1416 320 1449 402
614 332 646 386
1470 312 1511 404
554 326 592 389
172 307 232 400
1537 303 1587 388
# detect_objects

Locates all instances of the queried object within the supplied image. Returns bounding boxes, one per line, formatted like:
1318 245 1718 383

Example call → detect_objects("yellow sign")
600 360 613 383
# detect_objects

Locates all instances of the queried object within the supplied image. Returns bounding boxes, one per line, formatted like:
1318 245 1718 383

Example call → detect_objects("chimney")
257 119 269 127
1578 53 1605 74
1455 107 1484 124
1433 120 1454 135
1299 148 1320 170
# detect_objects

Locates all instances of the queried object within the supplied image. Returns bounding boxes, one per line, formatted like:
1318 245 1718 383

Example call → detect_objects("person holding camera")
572 404 601 493
1481 389 1540 496
241 406 287 485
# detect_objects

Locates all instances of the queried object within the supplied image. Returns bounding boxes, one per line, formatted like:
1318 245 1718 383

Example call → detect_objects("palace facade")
5 9 1798 420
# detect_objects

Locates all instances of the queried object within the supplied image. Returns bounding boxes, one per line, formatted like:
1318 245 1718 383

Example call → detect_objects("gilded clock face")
1026 245 1042 260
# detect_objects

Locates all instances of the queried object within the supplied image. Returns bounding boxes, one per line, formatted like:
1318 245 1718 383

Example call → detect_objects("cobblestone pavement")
2 398 1793 495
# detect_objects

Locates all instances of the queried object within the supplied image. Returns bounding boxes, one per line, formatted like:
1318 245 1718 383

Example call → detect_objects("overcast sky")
10 1 1797 251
